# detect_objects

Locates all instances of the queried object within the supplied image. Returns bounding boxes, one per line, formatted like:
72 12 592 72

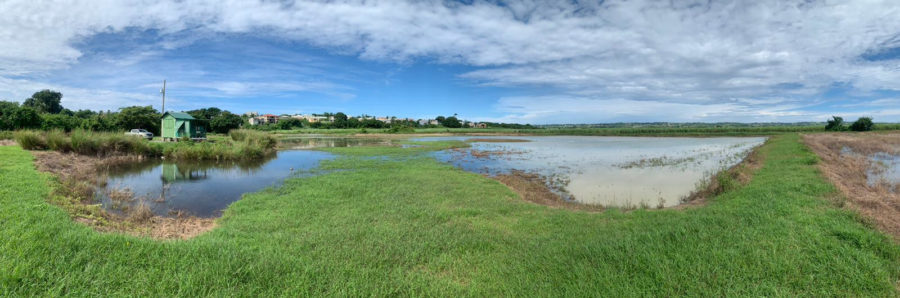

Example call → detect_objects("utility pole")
161 79 166 113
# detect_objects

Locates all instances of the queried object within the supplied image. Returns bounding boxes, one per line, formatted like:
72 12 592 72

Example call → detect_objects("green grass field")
1 134 898 295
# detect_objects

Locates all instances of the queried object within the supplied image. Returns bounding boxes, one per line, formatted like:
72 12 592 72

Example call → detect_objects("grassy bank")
13 129 276 160
1 134 898 295
272 124 900 136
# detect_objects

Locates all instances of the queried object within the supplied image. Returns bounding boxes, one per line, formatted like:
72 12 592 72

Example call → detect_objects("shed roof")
162 111 196 120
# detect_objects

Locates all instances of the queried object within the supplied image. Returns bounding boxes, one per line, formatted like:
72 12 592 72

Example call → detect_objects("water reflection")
97 150 333 217
279 137 394 149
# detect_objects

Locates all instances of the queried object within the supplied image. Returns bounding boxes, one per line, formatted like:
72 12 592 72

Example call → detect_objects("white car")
125 129 154 140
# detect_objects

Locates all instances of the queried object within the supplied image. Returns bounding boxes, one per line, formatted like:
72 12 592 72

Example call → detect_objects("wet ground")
416 136 765 208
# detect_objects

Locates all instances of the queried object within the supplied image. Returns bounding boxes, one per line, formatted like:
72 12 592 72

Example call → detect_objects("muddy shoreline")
32 151 215 239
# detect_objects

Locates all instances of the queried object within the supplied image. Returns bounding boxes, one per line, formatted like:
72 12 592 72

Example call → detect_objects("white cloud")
2 0 900 121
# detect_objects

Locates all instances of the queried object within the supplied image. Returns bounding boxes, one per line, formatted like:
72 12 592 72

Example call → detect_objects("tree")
825 116 844 131
209 111 244 133
333 112 349 128
11 107 42 129
276 117 303 130
23 90 63 114
187 107 222 120
115 106 160 134
0 101 20 130
442 116 462 128
436 116 446 124
41 114 82 132
849 117 874 132
347 117 360 128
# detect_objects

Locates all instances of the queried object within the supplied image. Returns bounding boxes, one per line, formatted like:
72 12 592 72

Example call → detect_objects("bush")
14 130 47 150
850 117 874 132
824 116 844 131
46 130 70 152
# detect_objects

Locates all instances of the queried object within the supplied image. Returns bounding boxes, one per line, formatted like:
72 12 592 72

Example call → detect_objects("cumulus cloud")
2 0 900 121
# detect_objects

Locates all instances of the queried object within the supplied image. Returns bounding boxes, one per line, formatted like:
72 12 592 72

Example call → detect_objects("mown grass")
1 134 898 295
13 129 276 160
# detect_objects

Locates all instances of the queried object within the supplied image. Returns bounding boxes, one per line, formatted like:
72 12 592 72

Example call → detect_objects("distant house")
429 119 439 125
475 123 487 128
262 114 279 124
248 117 260 125
161 111 206 141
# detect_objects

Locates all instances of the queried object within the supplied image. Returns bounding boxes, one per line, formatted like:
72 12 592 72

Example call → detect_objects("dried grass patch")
31 150 216 240
803 132 900 239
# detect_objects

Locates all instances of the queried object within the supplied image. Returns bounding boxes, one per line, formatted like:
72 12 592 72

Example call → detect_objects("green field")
1 134 899 295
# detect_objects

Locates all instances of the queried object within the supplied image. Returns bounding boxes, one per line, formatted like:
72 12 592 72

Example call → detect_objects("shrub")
850 117 874 132
14 130 47 150
824 116 844 131
46 130 71 152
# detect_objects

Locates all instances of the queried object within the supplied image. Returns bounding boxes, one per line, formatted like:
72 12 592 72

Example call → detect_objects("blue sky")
2 0 900 124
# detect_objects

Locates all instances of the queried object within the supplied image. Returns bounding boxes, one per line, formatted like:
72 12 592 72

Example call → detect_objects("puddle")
868 152 900 189
96 150 334 217
839 147 900 189
416 136 765 208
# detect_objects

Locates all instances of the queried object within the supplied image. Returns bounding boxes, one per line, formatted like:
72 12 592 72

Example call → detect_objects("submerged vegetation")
13 129 276 160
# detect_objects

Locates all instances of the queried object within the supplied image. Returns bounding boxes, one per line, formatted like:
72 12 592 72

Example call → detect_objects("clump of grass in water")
128 202 154 223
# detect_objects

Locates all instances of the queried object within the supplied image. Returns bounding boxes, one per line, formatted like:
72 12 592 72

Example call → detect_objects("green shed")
161 112 206 141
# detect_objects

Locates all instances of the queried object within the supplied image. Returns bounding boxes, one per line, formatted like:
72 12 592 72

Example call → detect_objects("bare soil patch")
0 140 16 146
32 150 216 240
493 170 603 212
803 132 900 239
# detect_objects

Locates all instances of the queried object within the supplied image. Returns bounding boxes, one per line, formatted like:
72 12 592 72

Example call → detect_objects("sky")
2 0 900 124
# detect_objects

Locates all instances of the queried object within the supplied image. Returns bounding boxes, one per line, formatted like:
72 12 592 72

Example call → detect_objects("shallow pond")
96 150 334 218
416 136 766 208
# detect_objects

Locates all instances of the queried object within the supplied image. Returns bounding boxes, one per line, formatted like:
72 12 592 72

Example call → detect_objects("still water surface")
416 136 766 208
95 137 385 217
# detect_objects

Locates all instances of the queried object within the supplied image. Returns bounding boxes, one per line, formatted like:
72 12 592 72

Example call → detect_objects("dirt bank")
32 151 215 240
803 132 900 239
493 170 603 212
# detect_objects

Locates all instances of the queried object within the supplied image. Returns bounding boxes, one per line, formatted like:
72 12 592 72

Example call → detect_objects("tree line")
0 90 244 134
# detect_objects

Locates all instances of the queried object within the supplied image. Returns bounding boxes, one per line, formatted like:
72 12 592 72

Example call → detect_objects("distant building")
261 114 279 124
244 111 259 117
292 114 330 123
475 123 487 128
429 119 439 125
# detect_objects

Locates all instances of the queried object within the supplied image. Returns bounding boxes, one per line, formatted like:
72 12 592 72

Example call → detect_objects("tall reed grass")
14 129 277 160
